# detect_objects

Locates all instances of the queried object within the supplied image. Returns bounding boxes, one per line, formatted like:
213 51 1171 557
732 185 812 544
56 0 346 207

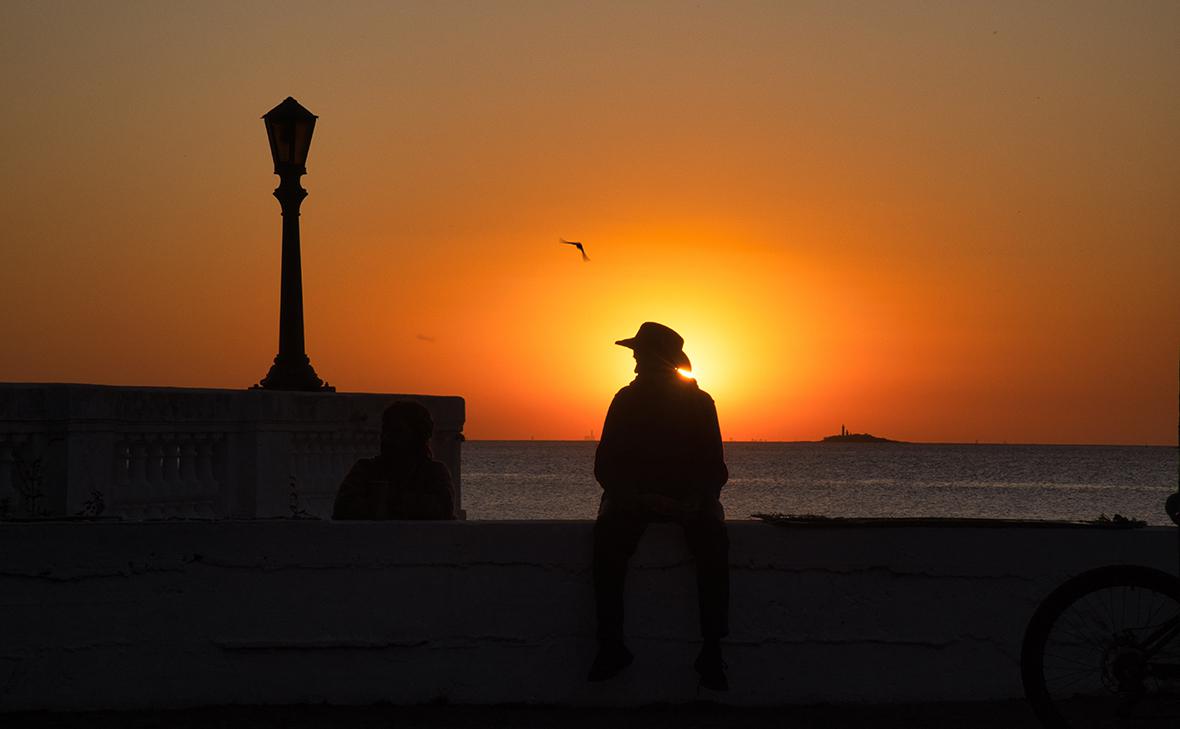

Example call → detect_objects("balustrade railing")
0 384 464 520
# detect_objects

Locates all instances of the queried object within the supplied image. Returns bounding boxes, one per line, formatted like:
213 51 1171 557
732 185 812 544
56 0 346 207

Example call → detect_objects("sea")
461 441 1179 524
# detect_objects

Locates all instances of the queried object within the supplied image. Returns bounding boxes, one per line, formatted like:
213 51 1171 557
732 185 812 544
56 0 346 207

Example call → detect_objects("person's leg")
592 506 648 643
589 505 647 681
683 507 729 641
683 505 730 689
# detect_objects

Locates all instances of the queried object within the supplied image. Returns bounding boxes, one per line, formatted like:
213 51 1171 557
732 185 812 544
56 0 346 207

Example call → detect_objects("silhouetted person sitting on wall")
333 401 456 520
588 322 730 690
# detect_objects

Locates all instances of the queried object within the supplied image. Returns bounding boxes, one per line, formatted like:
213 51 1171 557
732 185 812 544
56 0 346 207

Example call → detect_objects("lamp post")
256 96 332 391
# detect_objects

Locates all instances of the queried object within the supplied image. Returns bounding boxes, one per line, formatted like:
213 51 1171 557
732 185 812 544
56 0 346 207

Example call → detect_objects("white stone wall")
0 384 465 519
0 521 1174 710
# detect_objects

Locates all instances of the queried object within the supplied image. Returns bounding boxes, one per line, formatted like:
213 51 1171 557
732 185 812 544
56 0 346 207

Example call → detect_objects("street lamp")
256 96 333 391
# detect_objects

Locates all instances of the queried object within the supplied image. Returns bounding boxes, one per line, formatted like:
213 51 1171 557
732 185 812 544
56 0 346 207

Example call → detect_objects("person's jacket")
332 456 455 520
594 369 728 507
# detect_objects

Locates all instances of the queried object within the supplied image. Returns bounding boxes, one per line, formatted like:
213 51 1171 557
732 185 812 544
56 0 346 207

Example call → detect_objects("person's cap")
615 322 691 369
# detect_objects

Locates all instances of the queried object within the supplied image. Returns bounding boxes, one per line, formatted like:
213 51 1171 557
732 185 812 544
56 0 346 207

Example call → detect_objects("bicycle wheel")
1022 564 1180 728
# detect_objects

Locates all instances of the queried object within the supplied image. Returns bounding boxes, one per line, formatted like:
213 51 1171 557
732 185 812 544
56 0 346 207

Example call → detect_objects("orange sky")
1 1 1177 444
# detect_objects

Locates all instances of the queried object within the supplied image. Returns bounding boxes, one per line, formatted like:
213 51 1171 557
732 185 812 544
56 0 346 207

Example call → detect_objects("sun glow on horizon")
0 2 1175 445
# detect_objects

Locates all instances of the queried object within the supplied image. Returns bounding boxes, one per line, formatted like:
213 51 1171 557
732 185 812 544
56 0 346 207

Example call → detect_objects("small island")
821 425 897 443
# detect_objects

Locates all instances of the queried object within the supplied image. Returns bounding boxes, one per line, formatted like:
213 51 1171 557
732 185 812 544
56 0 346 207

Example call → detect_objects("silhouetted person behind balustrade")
333 401 456 520
588 322 730 690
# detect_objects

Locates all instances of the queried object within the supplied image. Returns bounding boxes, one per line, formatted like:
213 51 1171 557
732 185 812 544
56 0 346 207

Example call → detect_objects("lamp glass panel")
264 123 282 166
292 118 314 166
271 119 294 165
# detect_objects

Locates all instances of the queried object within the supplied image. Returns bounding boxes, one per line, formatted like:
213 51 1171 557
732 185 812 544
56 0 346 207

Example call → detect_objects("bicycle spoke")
1053 619 1109 652
1052 665 1104 688
1043 651 1101 670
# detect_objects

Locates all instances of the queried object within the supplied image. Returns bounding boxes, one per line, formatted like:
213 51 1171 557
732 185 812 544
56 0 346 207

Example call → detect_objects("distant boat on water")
821 424 897 443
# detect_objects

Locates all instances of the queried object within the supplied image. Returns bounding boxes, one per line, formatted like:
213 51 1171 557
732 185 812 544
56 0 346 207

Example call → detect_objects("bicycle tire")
1022 564 1180 728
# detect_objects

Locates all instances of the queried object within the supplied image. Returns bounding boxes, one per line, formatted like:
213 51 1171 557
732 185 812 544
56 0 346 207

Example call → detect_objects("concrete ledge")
0 701 1045 729
0 520 1175 709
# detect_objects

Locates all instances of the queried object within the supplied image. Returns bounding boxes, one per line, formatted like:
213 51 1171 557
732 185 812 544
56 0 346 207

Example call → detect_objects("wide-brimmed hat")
615 322 691 369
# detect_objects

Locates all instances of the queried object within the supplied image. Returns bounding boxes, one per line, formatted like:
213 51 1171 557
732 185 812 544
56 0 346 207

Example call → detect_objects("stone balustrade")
0 384 464 520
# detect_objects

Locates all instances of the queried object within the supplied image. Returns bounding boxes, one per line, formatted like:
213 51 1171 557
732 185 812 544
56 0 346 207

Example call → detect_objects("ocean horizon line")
466 438 1178 449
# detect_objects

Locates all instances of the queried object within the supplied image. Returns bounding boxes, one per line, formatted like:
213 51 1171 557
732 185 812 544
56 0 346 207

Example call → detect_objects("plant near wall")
14 456 46 517
1089 513 1146 528
288 474 312 519
76 489 105 518
753 512 829 523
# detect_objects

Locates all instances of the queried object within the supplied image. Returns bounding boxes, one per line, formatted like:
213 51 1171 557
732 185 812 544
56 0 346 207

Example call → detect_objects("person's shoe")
587 642 634 682
694 643 728 691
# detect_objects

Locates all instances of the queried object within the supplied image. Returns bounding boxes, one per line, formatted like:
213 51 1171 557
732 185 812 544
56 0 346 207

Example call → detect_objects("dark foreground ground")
4 702 1041 729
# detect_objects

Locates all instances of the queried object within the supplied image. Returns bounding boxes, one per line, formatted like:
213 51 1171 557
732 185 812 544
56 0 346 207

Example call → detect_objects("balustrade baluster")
311 433 325 478
162 438 180 485
114 441 131 484
210 434 224 484
334 435 348 476
290 433 304 481
335 435 349 478
323 434 335 477
296 433 311 479
110 440 130 517
335 434 346 474
197 434 223 517
0 441 14 513
329 433 341 477
147 441 165 508
196 437 215 485
180 437 198 488
130 439 149 502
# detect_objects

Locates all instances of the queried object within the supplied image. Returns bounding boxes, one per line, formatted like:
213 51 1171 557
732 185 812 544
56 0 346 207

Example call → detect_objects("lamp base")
255 353 334 392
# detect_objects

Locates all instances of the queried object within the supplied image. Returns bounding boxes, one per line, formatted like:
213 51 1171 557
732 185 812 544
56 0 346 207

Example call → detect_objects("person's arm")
699 395 728 499
422 461 457 520
594 391 633 498
689 391 726 500
396 461 456 520
332 460 371 520
596 390 650 511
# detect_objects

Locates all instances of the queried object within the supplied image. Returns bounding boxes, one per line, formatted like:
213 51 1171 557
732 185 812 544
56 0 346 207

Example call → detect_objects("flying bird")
560 238 590 262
